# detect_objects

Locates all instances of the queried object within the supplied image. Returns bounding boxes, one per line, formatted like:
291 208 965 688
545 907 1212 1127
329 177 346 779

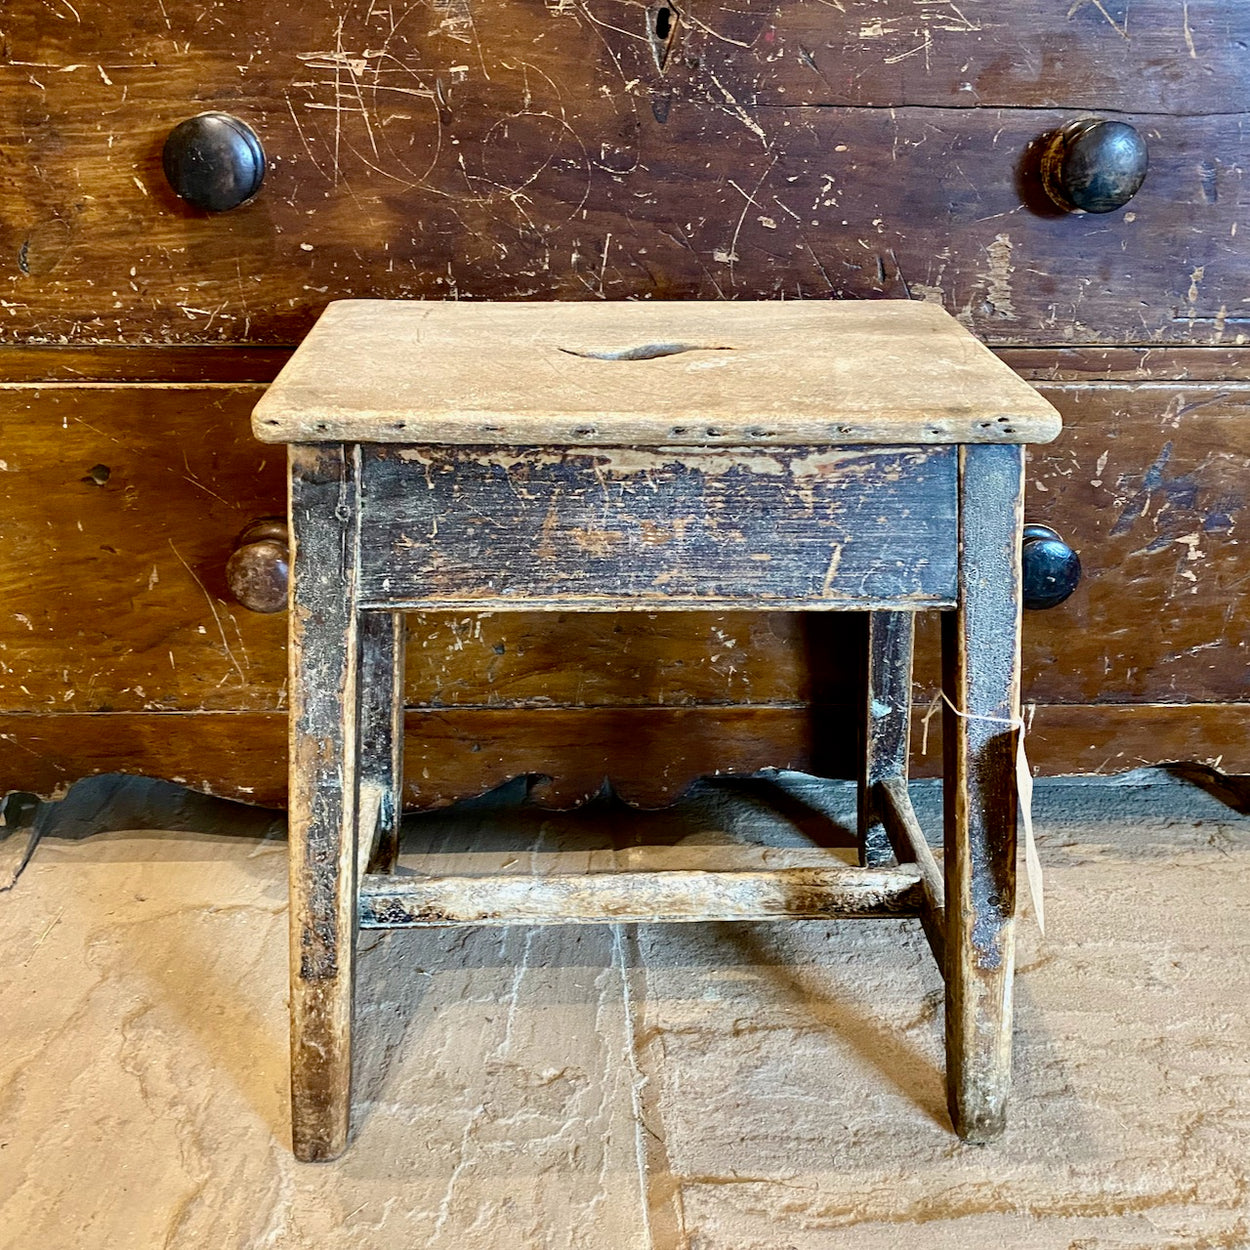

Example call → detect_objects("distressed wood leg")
942 443 1024 1143
857 611 915 867
360 612 406 875
288 443 362 1162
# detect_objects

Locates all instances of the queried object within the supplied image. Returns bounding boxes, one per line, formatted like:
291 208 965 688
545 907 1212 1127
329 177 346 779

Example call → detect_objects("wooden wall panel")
11 343 1250 385
3 1 1248 798
7 0 1243 117
0 385 285 713
1022 382 1250 704
405 612 855 710
1000 347 1250 383
0 347 289 382
0 386 862 712
3 375 1248 718
4 703 1247 810
912 380 1250 707
1 1 1247 346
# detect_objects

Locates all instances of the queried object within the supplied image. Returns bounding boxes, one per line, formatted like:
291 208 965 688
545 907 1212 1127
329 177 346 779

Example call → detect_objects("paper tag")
1016 729 1044 934
921 690 1044 934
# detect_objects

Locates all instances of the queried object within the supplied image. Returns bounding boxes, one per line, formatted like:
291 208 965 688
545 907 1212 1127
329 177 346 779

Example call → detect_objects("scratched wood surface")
659 0 1250 112
358 444 959 609
1003 383 1250 706
0 385 287 714
999 347 1250 384
0 347 291 382
254 300 1060 445
2 1 1248 346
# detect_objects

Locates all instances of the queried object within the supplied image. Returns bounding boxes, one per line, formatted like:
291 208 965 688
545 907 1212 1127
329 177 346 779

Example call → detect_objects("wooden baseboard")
2 703 1247 808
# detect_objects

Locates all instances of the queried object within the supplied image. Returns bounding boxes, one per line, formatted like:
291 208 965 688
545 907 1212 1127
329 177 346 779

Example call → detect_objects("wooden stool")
252 300 1061 1161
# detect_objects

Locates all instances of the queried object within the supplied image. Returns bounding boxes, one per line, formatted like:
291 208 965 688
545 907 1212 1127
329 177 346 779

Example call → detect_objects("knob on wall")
1022 524 1082 610
162 113 265 212
1040 119 1148 214
226 518 288 613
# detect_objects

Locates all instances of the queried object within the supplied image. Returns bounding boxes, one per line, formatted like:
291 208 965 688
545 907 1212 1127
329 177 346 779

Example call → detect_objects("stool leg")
857 611 915 867
288 445 362 1162
942 444 1024 1143
361 612 406 875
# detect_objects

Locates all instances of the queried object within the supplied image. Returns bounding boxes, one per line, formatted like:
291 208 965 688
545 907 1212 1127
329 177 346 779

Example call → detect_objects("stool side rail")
357 865 925 928
356 442 960 611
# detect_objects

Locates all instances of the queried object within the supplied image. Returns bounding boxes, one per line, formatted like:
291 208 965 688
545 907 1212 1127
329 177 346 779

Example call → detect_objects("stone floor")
1 769 1248 1250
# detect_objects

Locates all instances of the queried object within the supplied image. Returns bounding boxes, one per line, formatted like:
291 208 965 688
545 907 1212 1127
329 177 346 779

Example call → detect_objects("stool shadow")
349 915 952 1165
350 771 920 1143
352 928 439 1115
353 774 1098 1154
120 893 290 1140
702 774 859 850
713 920 949 1129
18 773 284 845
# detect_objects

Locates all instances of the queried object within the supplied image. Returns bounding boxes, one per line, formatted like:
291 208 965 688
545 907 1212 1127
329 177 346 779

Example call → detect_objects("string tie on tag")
918 692 1044 935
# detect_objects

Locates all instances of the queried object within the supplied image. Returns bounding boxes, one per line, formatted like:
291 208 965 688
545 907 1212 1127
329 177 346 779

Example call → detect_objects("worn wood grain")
287 443 361 1162
254 301 1060 445
3 0 1243 123
402 610 861 710
1009 382 1250 706
856 611 914 867
4 701 1250 809
359 444 959 610
998 347 1250 384
357 865 924 928
942 443 1024 1142
0 384 286 714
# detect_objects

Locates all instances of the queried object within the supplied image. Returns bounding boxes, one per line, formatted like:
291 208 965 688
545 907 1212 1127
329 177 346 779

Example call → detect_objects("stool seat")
262 298 1062 1161
253 299 1060 447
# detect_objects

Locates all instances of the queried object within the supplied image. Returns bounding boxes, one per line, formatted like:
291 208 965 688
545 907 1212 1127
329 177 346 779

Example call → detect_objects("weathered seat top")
253 299 1061 447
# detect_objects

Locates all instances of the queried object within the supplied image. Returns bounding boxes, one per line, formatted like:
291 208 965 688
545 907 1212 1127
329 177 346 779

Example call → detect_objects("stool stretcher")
357 865 925 928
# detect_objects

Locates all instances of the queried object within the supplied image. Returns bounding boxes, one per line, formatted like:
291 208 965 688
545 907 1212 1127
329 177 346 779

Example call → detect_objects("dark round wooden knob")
1040 119 1148 214
226 517 288 613
162 113 265 212
1023 523 1082 610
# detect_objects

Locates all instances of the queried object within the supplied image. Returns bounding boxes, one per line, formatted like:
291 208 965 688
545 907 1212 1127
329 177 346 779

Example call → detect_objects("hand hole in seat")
559 343 732 362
